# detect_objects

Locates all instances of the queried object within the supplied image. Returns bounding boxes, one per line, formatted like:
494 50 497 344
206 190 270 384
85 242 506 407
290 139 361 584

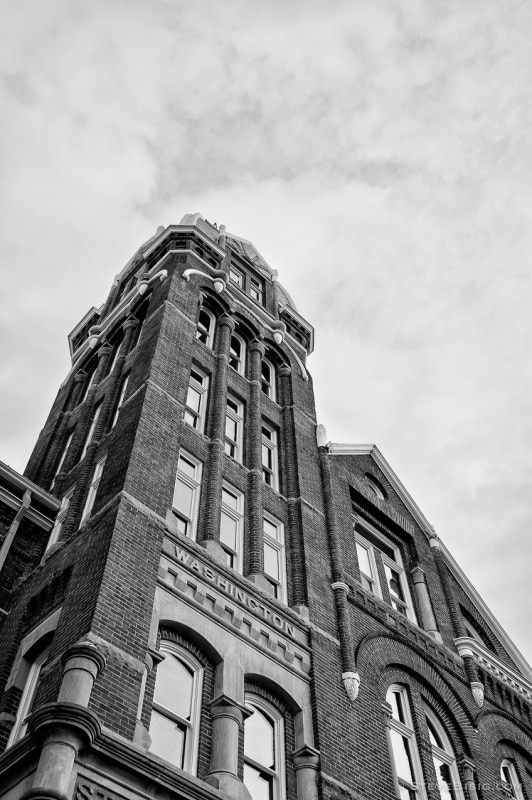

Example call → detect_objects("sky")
1 1 531 664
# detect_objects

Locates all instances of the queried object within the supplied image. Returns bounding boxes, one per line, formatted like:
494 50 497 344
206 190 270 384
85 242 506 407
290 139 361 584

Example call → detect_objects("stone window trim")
220 482 244 572
51 430 74 486
110 373 129 429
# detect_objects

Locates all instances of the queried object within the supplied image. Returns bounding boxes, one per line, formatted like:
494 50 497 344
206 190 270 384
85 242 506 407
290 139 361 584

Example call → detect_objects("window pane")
388 690 406 724
222 488 239 510
264 541 280 581
245 707 275 769
433 756 457 800
244 764 272 800
426 717 443 749
226 417 237 440
149 710 186 768
186 386 201 413
356 542 372 580
220 511 237 551
385 564 405 603
153 655 193 720
178 456 196 479
390 729 415 786
263 518 278 540
173 479 194 517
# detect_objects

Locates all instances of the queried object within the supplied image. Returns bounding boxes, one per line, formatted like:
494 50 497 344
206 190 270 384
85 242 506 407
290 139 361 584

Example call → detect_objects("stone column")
293 744 320 800
207 696 252 800
411 565 441 641
202 314 234 559
460 758 479 800
22 641 106 800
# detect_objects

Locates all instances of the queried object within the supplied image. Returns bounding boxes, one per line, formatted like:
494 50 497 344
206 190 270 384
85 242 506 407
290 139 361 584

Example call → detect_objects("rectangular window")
263 515 286 603
355 520 416 623
80 404 101 461
261 422 278 489
229 267 244 288
249 276 264 305
172 451 202 540
225 394 244 461
220 484 244 571
46 485 75 549
80 457 106 524
111 375 129 429
184 367 209 432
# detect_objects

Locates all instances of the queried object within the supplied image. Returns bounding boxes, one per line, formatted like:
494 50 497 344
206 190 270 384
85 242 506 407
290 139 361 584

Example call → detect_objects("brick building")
0 213 530 800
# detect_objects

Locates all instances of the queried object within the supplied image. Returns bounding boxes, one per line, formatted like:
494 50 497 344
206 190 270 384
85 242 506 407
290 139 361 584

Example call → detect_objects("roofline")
442 541 532 679
327 443 434 536
327 441 532 678
0 461 60 512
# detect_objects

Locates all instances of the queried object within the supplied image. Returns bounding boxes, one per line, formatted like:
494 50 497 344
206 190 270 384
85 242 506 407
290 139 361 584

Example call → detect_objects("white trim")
354 518 417 624
47 485 75 549
224 394 244 462
220 482 244 572
80 458 106 525
423 704 465 800
149 643 203 775
263 514 287 604
172 451 203 541
244 694 286 800
184 366 209 433
386 684 425 799
261 422 279 491
229 332 246 375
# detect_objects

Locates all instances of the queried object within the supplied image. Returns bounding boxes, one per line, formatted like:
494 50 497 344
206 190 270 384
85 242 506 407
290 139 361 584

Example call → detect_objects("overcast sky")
1 1 531 664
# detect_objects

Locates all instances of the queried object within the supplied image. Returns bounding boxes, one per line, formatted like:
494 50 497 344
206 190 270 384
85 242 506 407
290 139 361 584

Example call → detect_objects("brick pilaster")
247 340 265 576
202 314 234 542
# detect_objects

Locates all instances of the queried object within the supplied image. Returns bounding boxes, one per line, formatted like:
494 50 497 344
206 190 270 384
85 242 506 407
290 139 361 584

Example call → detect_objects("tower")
0 214 530 800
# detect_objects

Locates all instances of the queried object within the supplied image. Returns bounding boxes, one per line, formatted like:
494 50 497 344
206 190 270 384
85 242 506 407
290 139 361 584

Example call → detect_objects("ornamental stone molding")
455 637 532 703
342 671 361 702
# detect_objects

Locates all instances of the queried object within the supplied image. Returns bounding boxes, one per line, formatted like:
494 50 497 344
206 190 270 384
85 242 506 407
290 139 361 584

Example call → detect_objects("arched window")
196 308 215 349
244 696 285 800
149 644 203 774
500 759 524 800
385 685 423 799
423 705 464 800
261 359 276 401
7 644 50 747
229 333 245 375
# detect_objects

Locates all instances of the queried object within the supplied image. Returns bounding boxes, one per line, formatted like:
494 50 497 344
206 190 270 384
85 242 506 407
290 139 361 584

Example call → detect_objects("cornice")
455 636 532 700
0 462 60 514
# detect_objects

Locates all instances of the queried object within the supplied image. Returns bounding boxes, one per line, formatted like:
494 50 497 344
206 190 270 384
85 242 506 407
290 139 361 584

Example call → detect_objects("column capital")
122 315 139 332
28 702 101 747
249 339 266 357
219 314 236 332
279 365 292 378
97 344 112 361
60 641 107 675
410 565 427 584
293 744 320 771
210 694 252 723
